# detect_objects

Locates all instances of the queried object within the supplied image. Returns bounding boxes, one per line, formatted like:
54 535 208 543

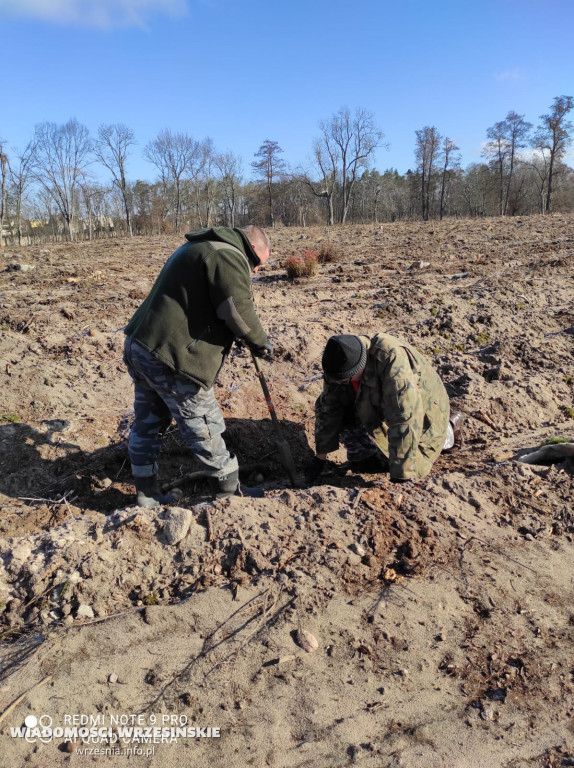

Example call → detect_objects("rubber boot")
209 469 264 499
134 475 176 508
450 412 464 449
444 412 464 453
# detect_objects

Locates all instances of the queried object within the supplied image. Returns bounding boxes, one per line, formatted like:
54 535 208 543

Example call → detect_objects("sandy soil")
0 214 573 768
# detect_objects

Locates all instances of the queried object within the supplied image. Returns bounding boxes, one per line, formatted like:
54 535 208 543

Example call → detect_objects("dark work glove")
250 339 274 358
304 456 326 484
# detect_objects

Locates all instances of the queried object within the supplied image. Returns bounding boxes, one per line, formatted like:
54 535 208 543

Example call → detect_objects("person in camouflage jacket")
306 333 463 483
123 225 273 506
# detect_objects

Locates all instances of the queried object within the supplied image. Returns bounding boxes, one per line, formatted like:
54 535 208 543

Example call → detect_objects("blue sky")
1 0 573 183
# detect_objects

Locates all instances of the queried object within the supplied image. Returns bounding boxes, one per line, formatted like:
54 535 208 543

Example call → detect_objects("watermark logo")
13 714 54 744
9 712 221 746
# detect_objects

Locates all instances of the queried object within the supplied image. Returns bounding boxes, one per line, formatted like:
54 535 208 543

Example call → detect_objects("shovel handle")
250 351 301 488
251 352 280 428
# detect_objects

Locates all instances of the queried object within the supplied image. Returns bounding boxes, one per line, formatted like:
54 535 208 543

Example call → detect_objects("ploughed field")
0 215 573 768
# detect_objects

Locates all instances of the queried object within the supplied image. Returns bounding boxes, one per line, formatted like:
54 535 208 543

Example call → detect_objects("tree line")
0 97 572 244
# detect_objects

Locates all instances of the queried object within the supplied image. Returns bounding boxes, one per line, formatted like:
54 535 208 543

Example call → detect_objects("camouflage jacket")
124 227 268 390
315 333 450 480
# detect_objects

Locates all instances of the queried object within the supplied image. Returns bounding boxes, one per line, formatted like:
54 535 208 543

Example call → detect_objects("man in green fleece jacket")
123 225 273 507
305 333 463 484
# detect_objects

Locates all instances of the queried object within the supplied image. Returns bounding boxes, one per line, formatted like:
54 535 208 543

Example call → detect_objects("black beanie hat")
322 335 367 380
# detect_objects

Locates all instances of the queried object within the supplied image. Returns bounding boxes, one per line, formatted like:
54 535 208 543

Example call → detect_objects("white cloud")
0 0 188 28
494 68 523 82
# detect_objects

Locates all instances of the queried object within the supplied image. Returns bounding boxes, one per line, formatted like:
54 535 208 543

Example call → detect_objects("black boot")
134 475 176 508
349 453 388 473
335 453 388 475
209 469 264 499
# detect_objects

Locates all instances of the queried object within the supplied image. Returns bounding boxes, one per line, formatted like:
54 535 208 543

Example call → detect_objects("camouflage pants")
123 337 238 479
338 405 380 463
341 408 454 461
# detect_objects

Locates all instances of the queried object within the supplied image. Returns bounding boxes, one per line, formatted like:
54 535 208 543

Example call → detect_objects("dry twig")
0 675 53 726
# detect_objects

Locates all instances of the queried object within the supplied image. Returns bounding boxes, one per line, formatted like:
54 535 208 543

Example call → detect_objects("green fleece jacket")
124 227 268 389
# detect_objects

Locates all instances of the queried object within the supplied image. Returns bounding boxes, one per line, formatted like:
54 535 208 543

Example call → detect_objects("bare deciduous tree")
483 111 531 215
458 163 494 217
415 126 441 221
306 138 337 225
439 136 460 220
31 118 93 241
8 138 36 245
0 141 8 247
95 123 136 236
215 150 243 227
194 138 218 227
252 140 286 227
532 95 574 213
78 177 109 240
483 123 509 215
144 129 202 229
316 107 385 224
502 112 531 215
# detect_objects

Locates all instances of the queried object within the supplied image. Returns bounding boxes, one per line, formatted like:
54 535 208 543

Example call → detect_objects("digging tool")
250 351 302 488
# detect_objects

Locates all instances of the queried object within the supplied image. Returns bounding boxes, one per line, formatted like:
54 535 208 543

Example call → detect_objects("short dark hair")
242 225 270 252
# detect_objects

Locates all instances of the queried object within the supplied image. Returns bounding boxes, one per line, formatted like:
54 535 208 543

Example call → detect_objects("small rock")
76 604 94 620
108 673 118 684
280 490 295 508
396 668 409 678
480 704 495 720
350 542 366 557
162 507 194 545
92 602 107 618
383 568 399 582
187 522 207 549
143 606 160 626
296 628 319 653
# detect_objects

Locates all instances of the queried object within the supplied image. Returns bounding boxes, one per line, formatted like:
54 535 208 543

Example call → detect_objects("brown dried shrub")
285 250 318 279
317 242 343 263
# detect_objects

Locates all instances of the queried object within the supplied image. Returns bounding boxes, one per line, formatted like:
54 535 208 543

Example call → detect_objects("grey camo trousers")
123 337 238 479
